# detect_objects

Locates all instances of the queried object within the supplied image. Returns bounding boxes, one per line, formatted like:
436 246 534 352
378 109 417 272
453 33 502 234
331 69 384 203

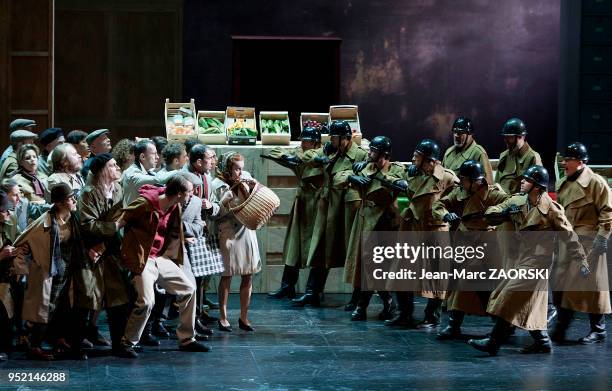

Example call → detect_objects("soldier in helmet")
442 116 493 184
344 136 405 321
432 160 508 340
551 142 612 345
385 139 458 329
265 127 324 299
291 121 368 307
495 118 542 194
468 165 589 355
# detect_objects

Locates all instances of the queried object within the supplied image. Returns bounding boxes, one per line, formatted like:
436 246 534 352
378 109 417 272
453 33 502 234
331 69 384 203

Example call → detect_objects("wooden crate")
329 105 362 145
260 111 291 145
225 106 257 145
197 110 226 145
165 98 197 140
300 112 329 142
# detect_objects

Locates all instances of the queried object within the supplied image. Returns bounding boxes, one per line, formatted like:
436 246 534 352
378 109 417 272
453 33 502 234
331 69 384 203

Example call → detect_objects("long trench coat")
0 214 20 319
306 141 368 269
344 161 404 287
484 193 588 330
267 147 324 269
494 142 541 195
399 164 458 298
554 166 612 314
443 139 494 184
77 184 130 310
432 183 508 315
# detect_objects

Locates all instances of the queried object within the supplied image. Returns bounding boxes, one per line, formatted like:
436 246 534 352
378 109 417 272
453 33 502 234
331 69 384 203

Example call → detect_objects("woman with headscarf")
209 152 260 332
12 144 48 205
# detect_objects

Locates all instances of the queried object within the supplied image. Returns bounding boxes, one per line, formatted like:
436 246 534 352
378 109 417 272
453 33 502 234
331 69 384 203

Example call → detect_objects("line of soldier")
265 117 611 356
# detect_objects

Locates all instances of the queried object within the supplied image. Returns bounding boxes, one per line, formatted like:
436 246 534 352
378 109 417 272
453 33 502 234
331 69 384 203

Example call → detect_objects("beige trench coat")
495 142 541 195
443 139 494 184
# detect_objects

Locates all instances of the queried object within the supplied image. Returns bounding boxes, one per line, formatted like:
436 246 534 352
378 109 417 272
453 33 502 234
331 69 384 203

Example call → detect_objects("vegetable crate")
225 106 257 145
165 98 197 140
329 105 362 145
260 111 291 145
300 112 329 143
197 110 227 145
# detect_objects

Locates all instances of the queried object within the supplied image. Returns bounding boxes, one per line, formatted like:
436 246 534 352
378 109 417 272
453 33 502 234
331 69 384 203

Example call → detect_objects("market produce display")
302 119 328 131
261 118 290 134
227 118 258 137
198 117 224 134
167 106 196 135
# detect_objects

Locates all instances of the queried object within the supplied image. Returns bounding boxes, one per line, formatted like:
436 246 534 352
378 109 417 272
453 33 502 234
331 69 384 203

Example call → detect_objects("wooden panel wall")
0 0 54 149
54 0 182 140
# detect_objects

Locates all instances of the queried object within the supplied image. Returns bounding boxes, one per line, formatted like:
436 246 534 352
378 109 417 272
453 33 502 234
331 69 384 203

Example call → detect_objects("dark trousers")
0 301 11 352
281 265 300 287
306 267 329 294
106 304 129 349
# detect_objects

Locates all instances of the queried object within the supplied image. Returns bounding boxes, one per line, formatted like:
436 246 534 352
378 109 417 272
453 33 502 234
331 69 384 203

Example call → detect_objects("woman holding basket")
209 152 261 332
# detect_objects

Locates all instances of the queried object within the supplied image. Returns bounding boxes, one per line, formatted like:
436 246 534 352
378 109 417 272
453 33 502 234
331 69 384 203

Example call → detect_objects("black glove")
592 235 608 256
443 213 461 223
313 155 330 165
389 179 408 192
281 155 302 164
352 161 368 174
323 141 336 156
348 175 372 187
501 204 521 217
406 164 419 177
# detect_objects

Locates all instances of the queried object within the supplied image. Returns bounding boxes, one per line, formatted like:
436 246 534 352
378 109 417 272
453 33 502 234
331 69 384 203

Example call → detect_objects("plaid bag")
188 232 224 277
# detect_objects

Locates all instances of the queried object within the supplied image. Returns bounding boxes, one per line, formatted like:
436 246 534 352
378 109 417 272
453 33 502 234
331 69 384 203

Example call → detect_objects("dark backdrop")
184 0 560 163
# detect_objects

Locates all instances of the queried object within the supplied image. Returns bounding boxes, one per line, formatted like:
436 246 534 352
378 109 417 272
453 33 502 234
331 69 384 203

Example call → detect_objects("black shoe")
579 331 606 345
179 341 211 352
468 338 500 356
139 333 160 347
218 320 232 332
195 333 210 341
436 325 461 340
87 326 111 346
344 302 357 312
268 284 297 299
199 311 219 324
238 318 254 332
416 319 439 330
203 297 220 310
0 352 7 361
291 292 320 307
384 315 415 328
68 349 88 361
378 302 396 321
152 320 171 338
520 342 552 354
80 338 94 349
113 344 138 359
351 306 367 321
196 319 214 335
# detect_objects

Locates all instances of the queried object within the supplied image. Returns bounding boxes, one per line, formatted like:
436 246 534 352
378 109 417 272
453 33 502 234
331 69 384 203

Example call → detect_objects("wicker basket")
229 182 280 230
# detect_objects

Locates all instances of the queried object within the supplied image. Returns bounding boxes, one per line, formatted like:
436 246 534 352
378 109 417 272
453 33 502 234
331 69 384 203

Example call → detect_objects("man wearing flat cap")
81 129 111 178
0 126 39 179
38 128 65 177
1 119 37 167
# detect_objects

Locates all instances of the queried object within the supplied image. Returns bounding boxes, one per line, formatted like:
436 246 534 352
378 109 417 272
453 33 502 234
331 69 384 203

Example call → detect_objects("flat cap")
9 118 36 132
40 127 64 146
10 130 38 142
50 182 75 204
86 129 110 145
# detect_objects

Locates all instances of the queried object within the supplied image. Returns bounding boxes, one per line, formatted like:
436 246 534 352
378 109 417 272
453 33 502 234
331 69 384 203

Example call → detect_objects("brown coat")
495 142 541 195
484 193 587 330
13 172 48 205
443 139 494 184
554 166 612 314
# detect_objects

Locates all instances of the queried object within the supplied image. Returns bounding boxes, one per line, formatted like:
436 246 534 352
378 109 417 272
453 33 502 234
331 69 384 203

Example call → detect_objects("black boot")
291 290 321 307
385 292 415 328
139 321 160 347
268 283 296 299
292 268 325 307
152 319 170 338
437 310 465 340
521 330 552 354
417 298 441 330
551 308 573 343
351 291 373 321
344 287 361 311
87 325 111 346
579 313 606 344
468 318 509 356
377 292 396 321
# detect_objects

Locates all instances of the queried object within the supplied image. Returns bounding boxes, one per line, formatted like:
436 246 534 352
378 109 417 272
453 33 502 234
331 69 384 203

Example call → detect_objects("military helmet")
521 165 549 189
369 136 392 155
458 160 485 181
329 120 352 137
299 126 321 143
414 139 442 161
451 116 473 134
563 142 589 162
500 117 527 136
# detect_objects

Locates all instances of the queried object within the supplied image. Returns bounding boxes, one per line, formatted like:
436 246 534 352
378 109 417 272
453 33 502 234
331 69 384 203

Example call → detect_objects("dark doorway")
231 36 341 139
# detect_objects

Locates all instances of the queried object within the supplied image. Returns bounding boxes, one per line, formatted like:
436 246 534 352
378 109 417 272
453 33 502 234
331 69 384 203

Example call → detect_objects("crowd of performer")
0 115 609 362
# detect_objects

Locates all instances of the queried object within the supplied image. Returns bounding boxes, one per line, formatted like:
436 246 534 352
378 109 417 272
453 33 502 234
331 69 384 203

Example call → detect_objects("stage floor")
0 294 610 390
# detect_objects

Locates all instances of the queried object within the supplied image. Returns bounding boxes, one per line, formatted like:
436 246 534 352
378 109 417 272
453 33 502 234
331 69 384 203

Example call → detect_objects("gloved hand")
348 175 372 187
390 179 408 192
501 204 521 217
580 262 591 277
323 141 336 156
592 235 608 256
313 155 330 165
443 213 461 223
281 155 302 165
406 164 419 177
352 161 368 174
